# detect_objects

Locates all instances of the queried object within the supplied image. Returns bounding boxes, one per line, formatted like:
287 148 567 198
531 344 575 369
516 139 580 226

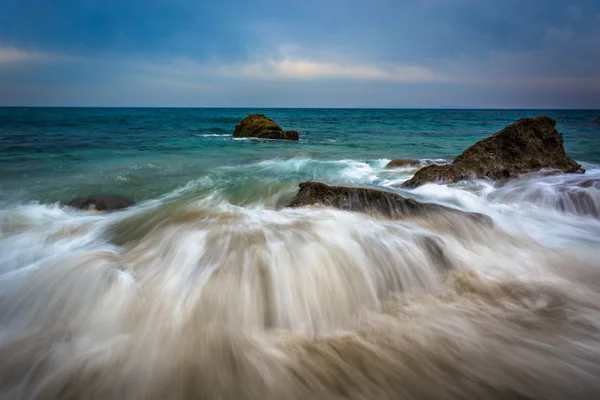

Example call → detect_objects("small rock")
285 130 300 140
67 195 134 212
385 159 422 169
385 159 441 169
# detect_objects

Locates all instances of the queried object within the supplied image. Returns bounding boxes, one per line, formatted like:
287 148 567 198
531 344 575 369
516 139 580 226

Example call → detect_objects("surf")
1 160 600 398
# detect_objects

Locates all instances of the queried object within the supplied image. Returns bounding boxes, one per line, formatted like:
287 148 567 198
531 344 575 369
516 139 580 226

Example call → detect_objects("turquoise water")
1 107 599 205
2 108 600 398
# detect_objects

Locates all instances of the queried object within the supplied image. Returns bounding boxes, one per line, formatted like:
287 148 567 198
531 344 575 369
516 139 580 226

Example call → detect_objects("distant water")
1 107 600 399
1 107 599 205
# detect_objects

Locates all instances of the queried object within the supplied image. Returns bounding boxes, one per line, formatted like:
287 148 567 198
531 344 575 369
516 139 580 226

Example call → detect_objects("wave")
232 137 304 142
2 157 600 398
1 194 600 398
244 157 399 186
488 170 600 218
196 133 231 137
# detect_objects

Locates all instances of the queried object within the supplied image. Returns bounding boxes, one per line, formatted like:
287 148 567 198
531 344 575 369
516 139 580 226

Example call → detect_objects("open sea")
1 107 600 399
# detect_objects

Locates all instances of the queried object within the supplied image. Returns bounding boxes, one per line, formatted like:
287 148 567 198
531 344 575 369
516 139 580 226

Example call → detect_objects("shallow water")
1 108 600 399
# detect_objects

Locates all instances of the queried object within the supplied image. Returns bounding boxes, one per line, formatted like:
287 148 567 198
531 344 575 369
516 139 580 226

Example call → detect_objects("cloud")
132 52 447 85
214 58 444 83
0 46 44 64
0 45 71 66
0 0 599 108
2 44 598 108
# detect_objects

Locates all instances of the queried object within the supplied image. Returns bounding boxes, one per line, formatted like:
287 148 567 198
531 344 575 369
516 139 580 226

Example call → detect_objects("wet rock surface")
403 116 583 188
385 159 423 169
286 181 492 226
233 114 299 140
67 195 134 211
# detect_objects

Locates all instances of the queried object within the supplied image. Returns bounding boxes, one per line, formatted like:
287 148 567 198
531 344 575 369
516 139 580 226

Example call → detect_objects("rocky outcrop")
233 114 299 140
286 181 492 226
67 195 134 211
403 116 583 188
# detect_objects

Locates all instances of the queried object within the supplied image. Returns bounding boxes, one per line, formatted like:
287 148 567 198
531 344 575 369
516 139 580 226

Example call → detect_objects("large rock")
403 116 583 188
67 195 134 212
286 181 492 226
233 114 299 140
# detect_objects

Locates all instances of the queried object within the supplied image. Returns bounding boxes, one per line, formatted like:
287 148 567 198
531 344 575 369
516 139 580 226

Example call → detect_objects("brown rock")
286 181 492 226
285 130 300 140
385 159 422 169
403 116 583 188
385 159 441 169
233 114 299 140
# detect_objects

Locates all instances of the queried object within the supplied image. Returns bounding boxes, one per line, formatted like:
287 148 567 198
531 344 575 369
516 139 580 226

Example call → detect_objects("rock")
403 116 583 188
67 195 134 212
233 114 299 140
285 130 300 140
385 159 422 169
385 159 441 169
286 181 492 226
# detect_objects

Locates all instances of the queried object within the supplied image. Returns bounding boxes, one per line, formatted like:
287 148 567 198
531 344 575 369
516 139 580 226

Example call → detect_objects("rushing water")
1 108 600 399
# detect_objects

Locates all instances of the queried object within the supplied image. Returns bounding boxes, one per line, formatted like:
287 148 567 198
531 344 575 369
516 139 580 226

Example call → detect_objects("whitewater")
1 151 600 399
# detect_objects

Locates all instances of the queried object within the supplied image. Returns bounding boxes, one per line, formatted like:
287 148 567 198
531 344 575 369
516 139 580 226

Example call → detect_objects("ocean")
1 107 600 399
2 108 600 205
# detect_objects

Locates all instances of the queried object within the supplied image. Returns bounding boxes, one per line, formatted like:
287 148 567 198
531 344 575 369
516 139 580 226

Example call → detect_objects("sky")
0 0 599 108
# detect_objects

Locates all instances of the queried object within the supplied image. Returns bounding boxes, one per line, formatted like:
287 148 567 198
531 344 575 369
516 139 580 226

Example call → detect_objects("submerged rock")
385 159 440 169
385 159 422 169
233 114 299 140
403 116 584 188
286 181 492 226
67 195 134 212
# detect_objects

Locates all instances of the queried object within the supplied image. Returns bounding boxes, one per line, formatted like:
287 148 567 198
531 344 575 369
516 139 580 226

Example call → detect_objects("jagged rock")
403 116 584 188
286 181 492 226
67 195 134 212
233 114 299 140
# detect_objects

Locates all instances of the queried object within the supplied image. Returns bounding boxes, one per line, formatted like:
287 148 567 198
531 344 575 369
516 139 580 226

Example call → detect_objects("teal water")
2 108 600 398
1 107 599 205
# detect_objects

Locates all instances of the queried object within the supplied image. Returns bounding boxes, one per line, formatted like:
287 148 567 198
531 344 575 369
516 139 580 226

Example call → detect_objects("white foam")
3 157 600 397
196 134 230 137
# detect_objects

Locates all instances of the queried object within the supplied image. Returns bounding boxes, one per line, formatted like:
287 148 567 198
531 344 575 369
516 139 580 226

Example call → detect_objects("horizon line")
1 105 599 111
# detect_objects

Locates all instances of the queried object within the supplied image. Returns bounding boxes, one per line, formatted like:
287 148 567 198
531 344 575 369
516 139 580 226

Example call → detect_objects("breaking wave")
1 158 600 399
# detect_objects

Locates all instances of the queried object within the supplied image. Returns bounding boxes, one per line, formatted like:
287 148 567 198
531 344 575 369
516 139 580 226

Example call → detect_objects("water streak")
1 158 600 399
